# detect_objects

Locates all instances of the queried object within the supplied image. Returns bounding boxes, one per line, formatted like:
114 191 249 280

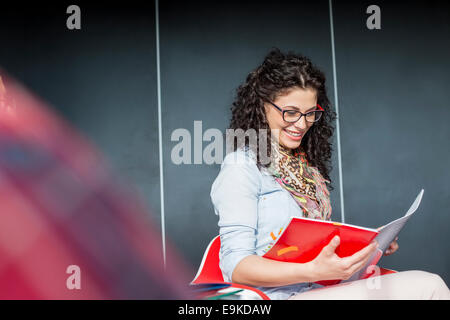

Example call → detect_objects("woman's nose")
294 115 309 130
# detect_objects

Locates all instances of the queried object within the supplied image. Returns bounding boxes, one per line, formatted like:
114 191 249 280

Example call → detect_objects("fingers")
353 241 378 263
348 248 377 276
385 239 399 256
342 244 379 279
324 236 340 256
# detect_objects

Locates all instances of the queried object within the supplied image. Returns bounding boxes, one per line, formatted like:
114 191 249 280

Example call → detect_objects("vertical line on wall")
155 0 166 268
328 0 346 223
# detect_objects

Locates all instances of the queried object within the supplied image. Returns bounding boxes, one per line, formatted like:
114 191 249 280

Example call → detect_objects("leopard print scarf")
267 141 332 221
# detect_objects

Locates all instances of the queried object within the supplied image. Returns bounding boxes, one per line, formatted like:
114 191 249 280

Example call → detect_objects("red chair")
192 236 397 300
191 236 270 299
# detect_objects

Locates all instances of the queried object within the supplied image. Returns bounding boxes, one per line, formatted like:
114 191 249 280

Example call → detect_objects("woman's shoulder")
221 147 258 168
211 148 263 199
214 148 263 184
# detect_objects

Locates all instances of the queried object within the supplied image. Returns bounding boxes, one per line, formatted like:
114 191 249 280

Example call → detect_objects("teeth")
285 129 302 137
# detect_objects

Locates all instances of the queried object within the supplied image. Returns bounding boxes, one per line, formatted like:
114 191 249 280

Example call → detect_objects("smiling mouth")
284 129 303 137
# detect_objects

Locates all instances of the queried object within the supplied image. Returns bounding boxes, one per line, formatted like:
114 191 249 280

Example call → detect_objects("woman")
210 48 450 300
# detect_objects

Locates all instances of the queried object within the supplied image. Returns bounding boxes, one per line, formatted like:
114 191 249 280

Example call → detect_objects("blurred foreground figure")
0 74 191 299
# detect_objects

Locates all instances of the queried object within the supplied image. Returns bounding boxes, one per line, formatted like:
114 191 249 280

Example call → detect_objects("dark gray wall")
334 0 450 281
0 2 163 235
1 0 448 285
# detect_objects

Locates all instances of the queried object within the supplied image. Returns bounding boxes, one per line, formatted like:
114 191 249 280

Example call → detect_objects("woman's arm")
232 255 317 287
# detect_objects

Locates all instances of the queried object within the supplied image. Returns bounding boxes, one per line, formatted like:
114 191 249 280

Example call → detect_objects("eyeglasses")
266 100 325 123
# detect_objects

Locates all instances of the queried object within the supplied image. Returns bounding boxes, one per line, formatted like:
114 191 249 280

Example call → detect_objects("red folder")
262 217 379 286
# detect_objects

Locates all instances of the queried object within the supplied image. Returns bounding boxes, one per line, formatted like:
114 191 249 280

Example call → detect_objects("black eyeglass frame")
265 100 325 123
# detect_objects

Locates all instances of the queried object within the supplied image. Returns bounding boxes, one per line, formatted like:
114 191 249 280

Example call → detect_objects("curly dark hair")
228 47 336 190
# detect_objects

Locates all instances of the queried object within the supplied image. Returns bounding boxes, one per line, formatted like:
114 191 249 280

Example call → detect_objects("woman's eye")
285 110 298 116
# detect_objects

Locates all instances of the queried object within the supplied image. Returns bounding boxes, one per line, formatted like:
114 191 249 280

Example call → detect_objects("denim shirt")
210 149 324 299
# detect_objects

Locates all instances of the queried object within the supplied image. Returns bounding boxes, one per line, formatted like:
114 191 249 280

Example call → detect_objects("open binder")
263 189 424 285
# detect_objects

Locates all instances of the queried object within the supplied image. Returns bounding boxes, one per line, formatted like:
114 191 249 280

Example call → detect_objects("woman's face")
264 86 318 150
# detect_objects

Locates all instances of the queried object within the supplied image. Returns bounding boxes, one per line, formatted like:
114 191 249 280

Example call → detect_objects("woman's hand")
376 226 399 256
384 237 399 256
310 236 379 281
